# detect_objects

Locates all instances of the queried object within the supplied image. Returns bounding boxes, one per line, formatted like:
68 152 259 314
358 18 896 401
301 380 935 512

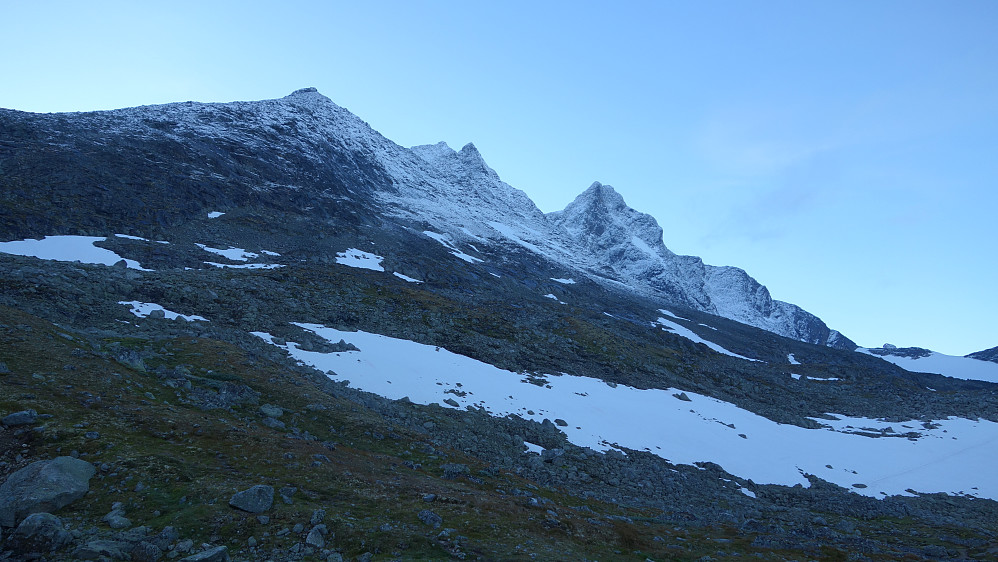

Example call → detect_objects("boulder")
228 485 274 513
418 509 442 528
0 456 96 527
180 545 229 561
8 512 73 553
2 409 38 426
131 540 165 562
440 463 469 480
73 539 131 560
305 526 325 548
259 403 283 418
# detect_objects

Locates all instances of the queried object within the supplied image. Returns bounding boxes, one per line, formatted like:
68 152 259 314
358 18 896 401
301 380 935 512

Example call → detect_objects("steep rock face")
550 182 852 347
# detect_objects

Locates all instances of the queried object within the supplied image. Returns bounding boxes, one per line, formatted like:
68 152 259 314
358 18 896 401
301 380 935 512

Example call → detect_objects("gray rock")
554 418 568 427
310 508 325 525
9 512 73 553
256 515 270 525
541 448 565 463
305 526 325 548
326 553 344 562
673 392 692 402
278 486 297 504
151 526 179 550
132 540 165 562
418 509 442 528
103 511 131 529
2 409 38 426
0 456 96 527
175 538 195 553
228 485 274 513
293 522 305 533
179 545 229 561
259 404 283 418
74 539 131 560
440 463 469 479
261 416 286 430
148 309 166 319
85 431 100 439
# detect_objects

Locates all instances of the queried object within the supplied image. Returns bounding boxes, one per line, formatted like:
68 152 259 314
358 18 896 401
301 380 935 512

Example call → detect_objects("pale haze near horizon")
1 1 995 356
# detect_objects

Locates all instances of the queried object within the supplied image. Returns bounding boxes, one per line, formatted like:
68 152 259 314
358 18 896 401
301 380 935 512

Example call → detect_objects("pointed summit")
552 182 667 256
282 87 334 107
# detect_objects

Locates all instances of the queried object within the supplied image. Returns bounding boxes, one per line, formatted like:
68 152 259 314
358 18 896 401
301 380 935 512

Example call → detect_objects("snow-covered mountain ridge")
1 88 848 346
264 92 847 346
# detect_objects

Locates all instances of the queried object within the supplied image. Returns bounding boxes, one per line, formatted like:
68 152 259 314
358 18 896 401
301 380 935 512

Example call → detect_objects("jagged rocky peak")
410 141 498 181
549 181 672 259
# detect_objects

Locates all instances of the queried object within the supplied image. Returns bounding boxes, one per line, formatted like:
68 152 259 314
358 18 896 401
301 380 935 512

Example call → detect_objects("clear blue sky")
2 1 996 355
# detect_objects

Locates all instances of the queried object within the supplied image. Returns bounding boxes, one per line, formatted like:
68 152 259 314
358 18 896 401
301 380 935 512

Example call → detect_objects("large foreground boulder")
0 456 96 527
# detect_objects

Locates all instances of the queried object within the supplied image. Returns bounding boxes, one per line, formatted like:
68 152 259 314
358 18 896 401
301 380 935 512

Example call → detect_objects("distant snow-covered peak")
550 181 673 261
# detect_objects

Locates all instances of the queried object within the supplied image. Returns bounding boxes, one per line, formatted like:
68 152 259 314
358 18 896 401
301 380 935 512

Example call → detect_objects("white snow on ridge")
115 233 170 244
118 301 207 322
422 231 483 263
524 441 544 455
0 235 150 270
655 317 761 362
544 294 567 304
207 211 225 218
788 353 801 365
196 243 258 262
393 272 423 283
253 325 998 500
551 277 576 284
857 349 998 384
658 308 690 322
206 262 284 270
335 248 385 271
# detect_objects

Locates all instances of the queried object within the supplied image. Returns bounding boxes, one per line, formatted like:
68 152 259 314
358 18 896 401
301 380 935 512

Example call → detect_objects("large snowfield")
255 325 998 501
858 348 998 384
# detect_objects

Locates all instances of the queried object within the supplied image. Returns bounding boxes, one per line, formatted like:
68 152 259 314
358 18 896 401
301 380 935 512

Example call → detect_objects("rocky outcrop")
968 346 998 363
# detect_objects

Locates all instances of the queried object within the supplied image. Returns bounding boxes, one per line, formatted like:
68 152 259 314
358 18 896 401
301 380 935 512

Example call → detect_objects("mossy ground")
0 304 854 561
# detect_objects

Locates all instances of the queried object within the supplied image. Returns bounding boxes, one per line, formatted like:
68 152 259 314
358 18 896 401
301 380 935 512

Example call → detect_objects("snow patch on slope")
655 317 761 362
0 235 150 270
254 326 998 500
119 301 207 321
335 249 385 271
858 349 998 384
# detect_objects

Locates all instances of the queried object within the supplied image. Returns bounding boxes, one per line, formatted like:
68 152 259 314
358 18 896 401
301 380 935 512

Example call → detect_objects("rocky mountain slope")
0 87 846 346
968 346 998 363
1 89 997 560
